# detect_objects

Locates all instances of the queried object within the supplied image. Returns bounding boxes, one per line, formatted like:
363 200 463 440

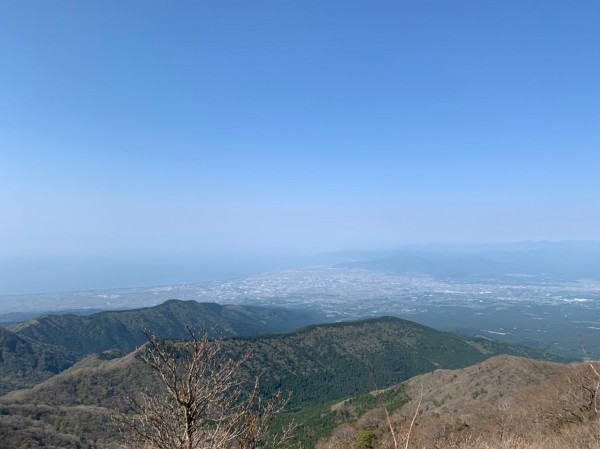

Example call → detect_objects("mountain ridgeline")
10 299 324 355
0 310 562 448
335 244 600 280
1 300 323 394
223 317 562 408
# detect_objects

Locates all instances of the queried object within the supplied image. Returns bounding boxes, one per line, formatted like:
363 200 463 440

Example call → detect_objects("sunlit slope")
287 355 569 448
319 355 597 449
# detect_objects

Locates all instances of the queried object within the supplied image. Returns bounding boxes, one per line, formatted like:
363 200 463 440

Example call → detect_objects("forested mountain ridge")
0 328 82 395
10 299 324 354
0 316 562 447
222 316 563 408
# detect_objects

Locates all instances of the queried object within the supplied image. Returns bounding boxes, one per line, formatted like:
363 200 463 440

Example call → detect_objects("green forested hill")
222 316 561 408
0 328 82 395
11 299 324 354
0 316 560 448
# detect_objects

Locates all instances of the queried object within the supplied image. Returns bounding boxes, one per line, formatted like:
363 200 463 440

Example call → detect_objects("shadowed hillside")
0 328 82 395
11 299 324 354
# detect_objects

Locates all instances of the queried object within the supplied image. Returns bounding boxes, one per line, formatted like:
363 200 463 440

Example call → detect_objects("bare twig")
367 366 399 449
579 332 600 414
404 386 423 449
114 327 292 449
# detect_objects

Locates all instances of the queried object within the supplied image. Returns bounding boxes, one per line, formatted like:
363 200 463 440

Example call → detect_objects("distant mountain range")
337 251 523 278
4 241 600 297
333 242 600 280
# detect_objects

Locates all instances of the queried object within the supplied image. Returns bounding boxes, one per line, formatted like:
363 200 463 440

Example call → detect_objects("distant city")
3 266 600 358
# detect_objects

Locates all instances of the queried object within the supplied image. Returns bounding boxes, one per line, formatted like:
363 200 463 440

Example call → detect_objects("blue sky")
1 0 599 261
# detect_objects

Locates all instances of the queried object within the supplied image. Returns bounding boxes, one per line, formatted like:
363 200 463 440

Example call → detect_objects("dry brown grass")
319 355 600 449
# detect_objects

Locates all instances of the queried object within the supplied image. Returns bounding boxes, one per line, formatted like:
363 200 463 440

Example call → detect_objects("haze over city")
3 3 600 448
2 1 599 294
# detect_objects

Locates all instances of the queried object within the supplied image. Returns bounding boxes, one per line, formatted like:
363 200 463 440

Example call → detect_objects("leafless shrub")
114 327 294 449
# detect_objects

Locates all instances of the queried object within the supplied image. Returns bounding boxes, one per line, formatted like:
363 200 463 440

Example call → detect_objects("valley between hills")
1 299 598 448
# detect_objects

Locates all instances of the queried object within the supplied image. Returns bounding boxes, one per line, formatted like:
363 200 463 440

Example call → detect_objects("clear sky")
1 0 599 261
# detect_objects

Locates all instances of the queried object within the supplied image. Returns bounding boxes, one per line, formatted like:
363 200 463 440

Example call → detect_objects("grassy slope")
319 355 600 449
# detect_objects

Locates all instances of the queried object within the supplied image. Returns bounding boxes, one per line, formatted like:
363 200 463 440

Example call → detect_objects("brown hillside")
402 355 569 421
320 356 600 449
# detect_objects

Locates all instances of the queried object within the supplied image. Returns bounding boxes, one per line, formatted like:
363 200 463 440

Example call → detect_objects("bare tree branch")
114 327 293 449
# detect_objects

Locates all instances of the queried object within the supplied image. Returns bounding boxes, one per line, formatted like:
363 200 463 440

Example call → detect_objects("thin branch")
404 386 423 449
115 328 292 449
367 365 399 449
579 332 600 414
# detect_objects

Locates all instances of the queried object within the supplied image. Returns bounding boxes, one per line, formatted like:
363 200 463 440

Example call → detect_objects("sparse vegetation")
319 355 600 449
115 327 294 449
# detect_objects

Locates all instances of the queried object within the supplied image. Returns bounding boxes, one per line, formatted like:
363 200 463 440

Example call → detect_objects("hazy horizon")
2 1 599 293
2 239 600 296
